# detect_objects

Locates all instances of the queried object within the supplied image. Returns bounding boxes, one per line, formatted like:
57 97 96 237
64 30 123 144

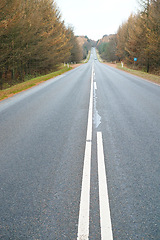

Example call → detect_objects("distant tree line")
0 0 82 89
97 0 160 74
83 36 96 59
97 35 117 62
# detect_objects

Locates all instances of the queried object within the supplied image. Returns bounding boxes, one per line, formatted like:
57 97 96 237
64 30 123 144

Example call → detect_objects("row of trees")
83 36 96 59
0 0 82 89
97 36 117 62
98 0 160 74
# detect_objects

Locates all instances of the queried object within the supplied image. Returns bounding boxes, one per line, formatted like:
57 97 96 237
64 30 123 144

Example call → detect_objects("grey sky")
56 0 139 40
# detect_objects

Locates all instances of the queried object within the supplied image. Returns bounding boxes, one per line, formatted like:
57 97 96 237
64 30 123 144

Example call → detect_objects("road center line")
77 64 94 240
94 82 97 90
97 132 113 240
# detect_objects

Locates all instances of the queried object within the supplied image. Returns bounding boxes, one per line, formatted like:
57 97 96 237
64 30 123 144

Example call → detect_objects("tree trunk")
0 72 3 90
147 58 149 73
11 68 15 85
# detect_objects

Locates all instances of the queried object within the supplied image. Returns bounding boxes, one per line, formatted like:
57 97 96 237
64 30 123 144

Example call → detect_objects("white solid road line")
78 63 113 240
97 132 113 240
77 64 94 240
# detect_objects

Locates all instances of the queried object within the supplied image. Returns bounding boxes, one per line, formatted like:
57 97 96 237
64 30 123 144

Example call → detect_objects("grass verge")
84 50 91 63
0 66 72 101
96 50 103 63
117 63 160 85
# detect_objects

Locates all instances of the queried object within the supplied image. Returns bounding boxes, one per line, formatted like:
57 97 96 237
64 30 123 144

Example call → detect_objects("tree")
125 14 143 65
97 35 118 62
0 0 74 89
116 0 160 73
147 0 160 71
0 0 22 87
67 28 83 63
116 21 130 62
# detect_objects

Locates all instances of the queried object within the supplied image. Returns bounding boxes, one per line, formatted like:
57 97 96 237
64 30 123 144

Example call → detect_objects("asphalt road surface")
0 48 160 239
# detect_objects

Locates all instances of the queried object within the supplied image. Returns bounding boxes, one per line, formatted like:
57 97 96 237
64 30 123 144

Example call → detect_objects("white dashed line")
94 82 97 90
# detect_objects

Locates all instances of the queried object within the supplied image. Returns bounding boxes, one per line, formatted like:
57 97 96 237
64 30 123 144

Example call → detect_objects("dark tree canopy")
0 0 82 89
97 0 160 74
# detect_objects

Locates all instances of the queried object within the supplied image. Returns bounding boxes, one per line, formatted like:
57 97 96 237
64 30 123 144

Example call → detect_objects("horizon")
76 33 116 42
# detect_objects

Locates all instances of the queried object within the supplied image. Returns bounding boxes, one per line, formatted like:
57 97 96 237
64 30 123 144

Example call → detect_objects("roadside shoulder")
103 62 160 86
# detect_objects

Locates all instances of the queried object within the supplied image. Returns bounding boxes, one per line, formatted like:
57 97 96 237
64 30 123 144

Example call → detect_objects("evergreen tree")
0 0 75 89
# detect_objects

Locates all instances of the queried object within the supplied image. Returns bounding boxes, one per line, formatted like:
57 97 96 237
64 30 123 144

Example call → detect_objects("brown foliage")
0 0 79 89
116 0 160 73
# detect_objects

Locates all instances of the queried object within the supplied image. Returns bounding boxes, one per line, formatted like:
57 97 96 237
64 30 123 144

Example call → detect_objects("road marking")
97 132 113 240
93 81 101 129
77 64 94 240
94 82 97 90
78 64 113 239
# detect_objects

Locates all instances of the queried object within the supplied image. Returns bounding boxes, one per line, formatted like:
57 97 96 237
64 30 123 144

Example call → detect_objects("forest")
1 0 159 90
0 0 82 89
97 0 160 74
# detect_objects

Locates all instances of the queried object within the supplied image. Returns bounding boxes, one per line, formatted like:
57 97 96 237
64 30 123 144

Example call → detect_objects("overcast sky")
55 0 139 41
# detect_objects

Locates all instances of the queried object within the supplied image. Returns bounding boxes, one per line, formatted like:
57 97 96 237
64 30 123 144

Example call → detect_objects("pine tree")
116 21 130 62
147 0 160 72
0 0 74 89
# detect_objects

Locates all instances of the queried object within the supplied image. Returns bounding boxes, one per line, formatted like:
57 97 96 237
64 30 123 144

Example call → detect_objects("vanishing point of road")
0 48 160 239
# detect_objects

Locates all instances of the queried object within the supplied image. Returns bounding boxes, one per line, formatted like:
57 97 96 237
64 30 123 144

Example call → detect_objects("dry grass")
0 66 72 101
104 62 160 85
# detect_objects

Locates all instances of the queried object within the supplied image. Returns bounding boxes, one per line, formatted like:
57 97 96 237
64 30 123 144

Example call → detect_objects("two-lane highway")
0 48 160 239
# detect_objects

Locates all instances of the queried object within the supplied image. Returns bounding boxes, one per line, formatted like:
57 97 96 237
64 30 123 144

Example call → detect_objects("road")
0 48 160 239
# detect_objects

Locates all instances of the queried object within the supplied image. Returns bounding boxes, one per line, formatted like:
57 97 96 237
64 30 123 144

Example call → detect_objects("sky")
55 0 139 41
